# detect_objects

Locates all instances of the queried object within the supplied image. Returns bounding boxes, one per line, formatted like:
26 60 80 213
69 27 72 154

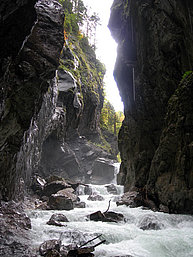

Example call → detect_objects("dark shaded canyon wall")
0 0 64 200
109 0 193 213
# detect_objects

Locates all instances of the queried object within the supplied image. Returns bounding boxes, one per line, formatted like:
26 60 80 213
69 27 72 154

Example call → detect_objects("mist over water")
27 173 193 257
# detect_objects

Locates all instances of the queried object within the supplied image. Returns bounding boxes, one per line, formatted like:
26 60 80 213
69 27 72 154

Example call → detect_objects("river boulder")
90 210 125 223
116 191 144 208
138 215 164 230
39 239 61 256
47 213 69 226
90 158 116 184
74 201 86 208
87 195 104 201
105 184 118 195
48 188 78 210
42 180 71 197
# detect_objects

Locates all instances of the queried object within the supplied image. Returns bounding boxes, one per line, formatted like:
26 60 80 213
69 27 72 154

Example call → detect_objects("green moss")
182 71 192 80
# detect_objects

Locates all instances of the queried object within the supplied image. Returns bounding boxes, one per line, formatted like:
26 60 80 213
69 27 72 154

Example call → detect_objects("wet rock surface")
74 201 86 208
90 158 116 185
39 239 61 256
0 0 64 200
109 0 193 214
87 195 104 201
42 180 71 197
116 191 144 208
90 210 125 223
138 215 163 231
116 190 159 212
40 134 117 184
0 201 34 257
106 184 118 195
48 188 78 210
47 213 69 226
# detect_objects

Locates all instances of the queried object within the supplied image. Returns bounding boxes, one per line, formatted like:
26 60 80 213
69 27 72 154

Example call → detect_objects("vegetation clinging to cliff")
100 99 124 136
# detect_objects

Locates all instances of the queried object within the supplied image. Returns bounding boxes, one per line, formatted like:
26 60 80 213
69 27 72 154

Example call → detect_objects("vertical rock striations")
109 0 193 213
0 0 64 200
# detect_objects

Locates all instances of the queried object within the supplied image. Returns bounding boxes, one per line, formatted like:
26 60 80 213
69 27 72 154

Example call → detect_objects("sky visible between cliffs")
83 0 124 112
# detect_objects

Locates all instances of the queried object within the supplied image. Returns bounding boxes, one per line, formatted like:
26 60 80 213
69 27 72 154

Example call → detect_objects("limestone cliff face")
30 36 116 184
0 0 64 200
109 0 193 213
16 23 116 189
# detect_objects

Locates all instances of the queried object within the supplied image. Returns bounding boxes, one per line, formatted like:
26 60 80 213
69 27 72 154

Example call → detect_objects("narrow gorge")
0 0 193 256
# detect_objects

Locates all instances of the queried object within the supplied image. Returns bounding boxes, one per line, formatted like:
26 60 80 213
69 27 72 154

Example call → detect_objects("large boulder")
87 195 104 201
137 215 164 231
90 158 116 184
116 191 144 208
47 213 69 226
39 239 61 256
116 190 158 211
40 138 81 180
42 180 70 197
90 211 125 223
48 188 78 210
105 184 118 195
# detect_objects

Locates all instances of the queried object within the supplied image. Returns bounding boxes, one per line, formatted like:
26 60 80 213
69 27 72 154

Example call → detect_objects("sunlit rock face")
0 0 64 200
109 0 193 214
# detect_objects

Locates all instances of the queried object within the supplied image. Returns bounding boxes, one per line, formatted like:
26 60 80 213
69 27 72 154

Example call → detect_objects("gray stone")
74 201 86 208
57 69 77 92
39 239 61 256
91 158 115 184
47 213 69 226
87 195 104 201
138 215 163 230
48 188 78 210
42 180 70 197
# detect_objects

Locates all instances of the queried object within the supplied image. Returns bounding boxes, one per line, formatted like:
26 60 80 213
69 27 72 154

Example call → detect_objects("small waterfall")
112 162 121 184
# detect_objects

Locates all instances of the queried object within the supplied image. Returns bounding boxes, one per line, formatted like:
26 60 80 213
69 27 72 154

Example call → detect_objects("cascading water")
27 167 193 257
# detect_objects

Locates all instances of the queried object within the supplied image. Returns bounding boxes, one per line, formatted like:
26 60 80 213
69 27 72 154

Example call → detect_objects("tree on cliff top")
58 0 100 48
100 100 124 136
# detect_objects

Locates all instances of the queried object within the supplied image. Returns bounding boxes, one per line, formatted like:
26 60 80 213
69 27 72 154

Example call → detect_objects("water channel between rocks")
27 183 193 257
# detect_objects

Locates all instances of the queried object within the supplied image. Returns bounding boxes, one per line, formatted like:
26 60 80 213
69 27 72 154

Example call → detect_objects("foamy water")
27 184 193 257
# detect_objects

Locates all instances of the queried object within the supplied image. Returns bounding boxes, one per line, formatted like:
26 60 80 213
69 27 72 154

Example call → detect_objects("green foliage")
182 71 192 80
117 152 121 163
100 99 124 136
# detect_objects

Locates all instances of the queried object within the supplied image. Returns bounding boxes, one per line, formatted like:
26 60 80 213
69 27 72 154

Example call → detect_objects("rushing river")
28 184 193 257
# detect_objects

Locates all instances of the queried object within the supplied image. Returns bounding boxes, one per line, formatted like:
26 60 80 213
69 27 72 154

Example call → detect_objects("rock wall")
109 0 193 213
16 20 117 190
0 0 64 200
32 38 117 184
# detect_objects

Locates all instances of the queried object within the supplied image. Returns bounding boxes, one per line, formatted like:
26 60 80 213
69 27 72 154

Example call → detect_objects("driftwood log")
67 234 106 257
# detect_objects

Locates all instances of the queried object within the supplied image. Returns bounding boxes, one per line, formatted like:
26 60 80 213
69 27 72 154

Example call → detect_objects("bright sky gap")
83 0 124 112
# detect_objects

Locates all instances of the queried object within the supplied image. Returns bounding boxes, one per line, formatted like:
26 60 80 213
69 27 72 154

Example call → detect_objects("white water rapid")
27 182 193 257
